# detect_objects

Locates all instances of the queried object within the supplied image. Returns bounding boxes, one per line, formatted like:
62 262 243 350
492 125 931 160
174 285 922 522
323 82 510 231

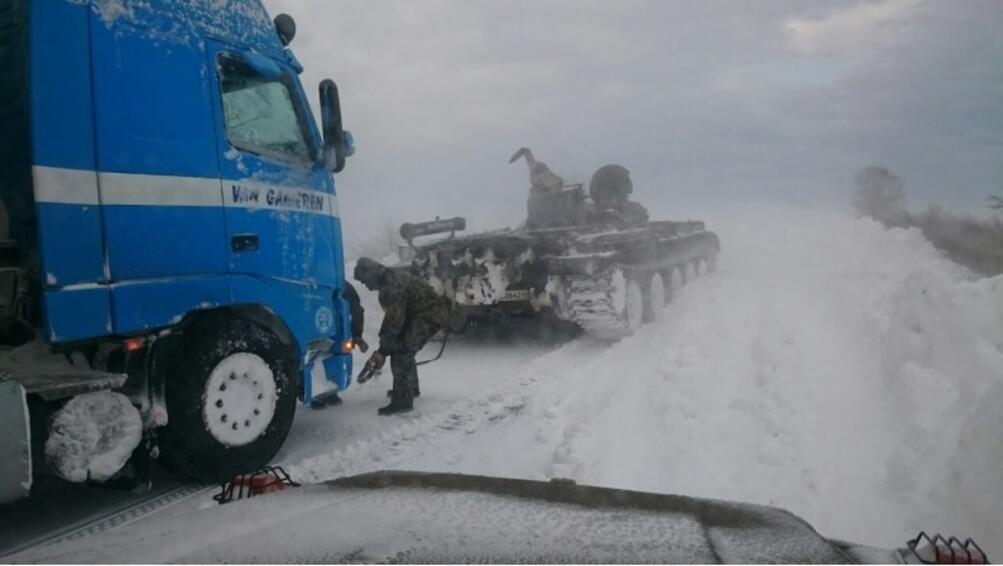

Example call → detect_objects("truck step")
0 367 127 401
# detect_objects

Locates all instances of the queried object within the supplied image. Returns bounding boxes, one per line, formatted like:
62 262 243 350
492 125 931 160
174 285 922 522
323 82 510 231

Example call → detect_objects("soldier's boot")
381 358 414 415
378 394 413 416
388 364 419 398
310 392 343 409
387 387 420 398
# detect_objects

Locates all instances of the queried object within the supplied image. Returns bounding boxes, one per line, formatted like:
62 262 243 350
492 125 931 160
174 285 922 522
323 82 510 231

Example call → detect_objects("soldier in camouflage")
353 257 454 416
589 164 649 227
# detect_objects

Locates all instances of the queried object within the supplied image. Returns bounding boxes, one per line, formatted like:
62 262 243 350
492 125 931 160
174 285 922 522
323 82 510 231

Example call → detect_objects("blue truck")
0 0 355 500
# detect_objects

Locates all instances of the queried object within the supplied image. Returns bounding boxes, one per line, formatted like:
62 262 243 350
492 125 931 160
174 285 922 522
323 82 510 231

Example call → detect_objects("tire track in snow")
543 349 634 482
740 313 819 514
285 340 604 483
526 265 726 488
534 268 775 497
376 266 729 488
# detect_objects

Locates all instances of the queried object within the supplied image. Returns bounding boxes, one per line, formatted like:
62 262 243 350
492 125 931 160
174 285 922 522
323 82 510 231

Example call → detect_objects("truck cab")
0 0 355 498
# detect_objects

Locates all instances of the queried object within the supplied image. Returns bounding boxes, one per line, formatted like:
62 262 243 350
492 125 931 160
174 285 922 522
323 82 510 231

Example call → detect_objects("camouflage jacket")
375 269 453 353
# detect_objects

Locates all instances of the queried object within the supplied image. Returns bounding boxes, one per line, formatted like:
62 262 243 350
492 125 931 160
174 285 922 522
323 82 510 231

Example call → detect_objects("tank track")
562 252 716 339
563 267 644 339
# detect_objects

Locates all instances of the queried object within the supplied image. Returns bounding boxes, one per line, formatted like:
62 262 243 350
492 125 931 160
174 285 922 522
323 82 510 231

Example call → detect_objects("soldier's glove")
369 351 386 369
355 337 370 353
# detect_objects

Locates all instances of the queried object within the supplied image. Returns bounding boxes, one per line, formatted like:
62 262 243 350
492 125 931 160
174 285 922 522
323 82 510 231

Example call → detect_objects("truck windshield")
218 55 312 164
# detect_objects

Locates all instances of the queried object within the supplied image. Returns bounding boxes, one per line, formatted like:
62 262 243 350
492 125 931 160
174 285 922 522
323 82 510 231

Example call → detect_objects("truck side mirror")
274 14 296 46
319 79 353 173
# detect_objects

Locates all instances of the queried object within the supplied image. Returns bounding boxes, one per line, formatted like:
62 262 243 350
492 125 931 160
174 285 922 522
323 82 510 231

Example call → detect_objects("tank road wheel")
647 271 667 319
627 278 645 331
159 318 298 482
706 254 718 273
658 269 674 304
675 263 687 288
611 269 645 333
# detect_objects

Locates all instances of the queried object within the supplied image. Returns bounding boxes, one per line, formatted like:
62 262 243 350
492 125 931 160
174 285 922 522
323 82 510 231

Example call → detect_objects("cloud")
263 0 1003 237
785 0 923 56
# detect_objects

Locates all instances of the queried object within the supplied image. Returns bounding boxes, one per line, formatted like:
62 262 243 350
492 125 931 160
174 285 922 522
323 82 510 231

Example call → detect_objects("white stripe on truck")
100 172 222 207
32 166 100 206
31 166 340 218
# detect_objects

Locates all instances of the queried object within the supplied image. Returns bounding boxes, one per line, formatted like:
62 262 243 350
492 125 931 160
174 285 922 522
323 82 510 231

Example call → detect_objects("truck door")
206 44 340 293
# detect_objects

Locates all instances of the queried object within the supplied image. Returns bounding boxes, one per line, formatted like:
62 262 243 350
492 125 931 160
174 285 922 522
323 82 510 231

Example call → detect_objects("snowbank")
877 265 1003 543
320 207 1003 556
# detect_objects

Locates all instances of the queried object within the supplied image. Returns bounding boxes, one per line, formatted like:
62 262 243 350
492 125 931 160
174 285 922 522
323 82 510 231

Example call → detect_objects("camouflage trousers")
384 318 443 402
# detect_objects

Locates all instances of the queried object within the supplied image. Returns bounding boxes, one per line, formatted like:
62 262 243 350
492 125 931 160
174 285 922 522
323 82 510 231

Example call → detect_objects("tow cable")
417 330 450 366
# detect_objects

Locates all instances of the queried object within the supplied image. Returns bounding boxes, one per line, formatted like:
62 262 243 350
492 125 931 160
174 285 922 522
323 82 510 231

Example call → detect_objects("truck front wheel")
159 319 298 482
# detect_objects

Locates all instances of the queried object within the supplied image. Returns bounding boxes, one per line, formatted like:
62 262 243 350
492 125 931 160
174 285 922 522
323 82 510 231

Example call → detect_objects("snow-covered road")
282 206 1003 555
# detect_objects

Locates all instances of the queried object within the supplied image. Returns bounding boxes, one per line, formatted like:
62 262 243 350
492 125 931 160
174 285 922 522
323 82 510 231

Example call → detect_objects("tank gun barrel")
399 217 467 241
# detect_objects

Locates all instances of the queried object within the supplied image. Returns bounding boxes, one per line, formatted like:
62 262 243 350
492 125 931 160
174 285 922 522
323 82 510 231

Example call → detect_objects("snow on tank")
397 160 721 339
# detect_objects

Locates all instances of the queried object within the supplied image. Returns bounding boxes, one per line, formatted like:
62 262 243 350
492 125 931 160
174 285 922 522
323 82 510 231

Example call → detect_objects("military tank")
396 162 720 339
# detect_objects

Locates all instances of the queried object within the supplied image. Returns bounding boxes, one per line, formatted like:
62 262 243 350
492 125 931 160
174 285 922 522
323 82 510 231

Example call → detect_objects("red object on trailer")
906 532 989 565
214 466 299 504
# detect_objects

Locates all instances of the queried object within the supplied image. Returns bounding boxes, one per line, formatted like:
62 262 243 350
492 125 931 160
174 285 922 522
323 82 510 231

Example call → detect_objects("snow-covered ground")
13 205 1002 562
283 205 1003 556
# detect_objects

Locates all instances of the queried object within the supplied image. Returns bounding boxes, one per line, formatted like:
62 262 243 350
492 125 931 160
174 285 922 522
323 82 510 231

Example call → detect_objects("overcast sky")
263 0 1003 240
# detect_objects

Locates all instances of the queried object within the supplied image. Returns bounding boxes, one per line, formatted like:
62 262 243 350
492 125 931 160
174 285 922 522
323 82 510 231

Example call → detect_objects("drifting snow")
295 207 1003 555
12 206 1002 560
44 391 142 483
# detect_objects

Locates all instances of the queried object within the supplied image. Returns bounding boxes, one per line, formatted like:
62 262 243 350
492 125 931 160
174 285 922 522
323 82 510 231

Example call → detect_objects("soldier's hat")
353 257 385 286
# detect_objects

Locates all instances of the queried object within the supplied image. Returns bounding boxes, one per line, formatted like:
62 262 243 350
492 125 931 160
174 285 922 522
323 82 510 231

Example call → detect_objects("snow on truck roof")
80 0 285 57
11 471 874 564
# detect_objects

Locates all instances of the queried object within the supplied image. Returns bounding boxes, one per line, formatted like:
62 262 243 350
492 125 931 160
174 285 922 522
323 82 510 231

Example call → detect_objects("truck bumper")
0 378 31 505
